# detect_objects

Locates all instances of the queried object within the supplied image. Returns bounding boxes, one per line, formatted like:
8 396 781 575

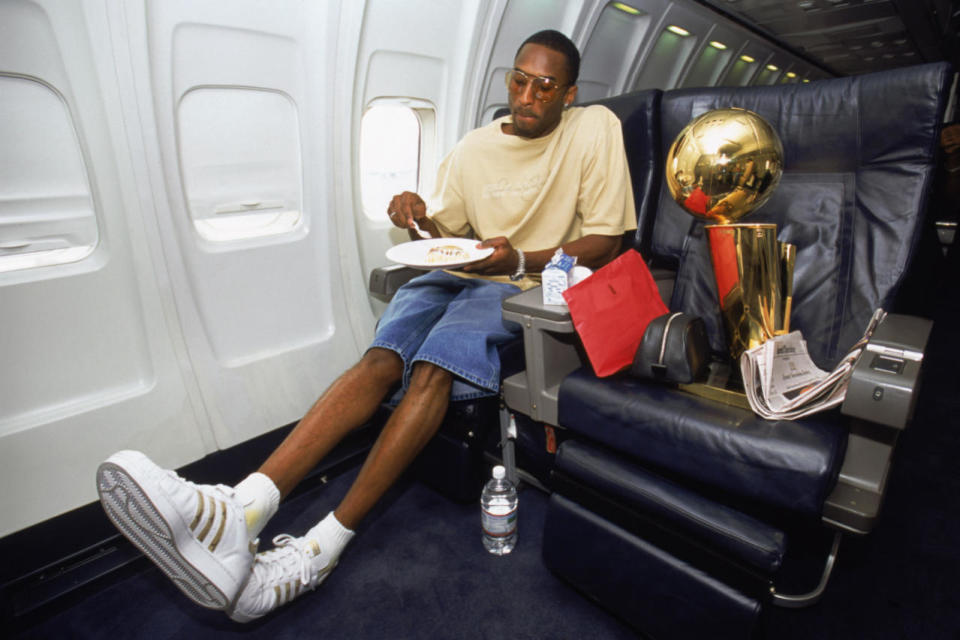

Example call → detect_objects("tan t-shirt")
427 105 637 289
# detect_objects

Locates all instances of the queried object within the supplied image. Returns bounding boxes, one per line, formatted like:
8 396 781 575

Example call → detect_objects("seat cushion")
555 439 786 574
558 368 848 517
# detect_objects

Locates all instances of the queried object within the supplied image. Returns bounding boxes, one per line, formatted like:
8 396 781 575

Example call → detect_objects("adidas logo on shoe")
97 450 256 610
228 534 337 622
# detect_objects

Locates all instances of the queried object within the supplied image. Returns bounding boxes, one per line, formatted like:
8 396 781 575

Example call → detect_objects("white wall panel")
0 0 208 536
140 0 362 448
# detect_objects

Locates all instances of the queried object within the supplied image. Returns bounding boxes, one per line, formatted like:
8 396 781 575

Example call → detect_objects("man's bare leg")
226 360 454 621
257 347 405 498
334 360 453 529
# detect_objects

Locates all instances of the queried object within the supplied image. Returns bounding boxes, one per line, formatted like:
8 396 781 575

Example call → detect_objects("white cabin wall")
132 0 364 450
0 0 210 536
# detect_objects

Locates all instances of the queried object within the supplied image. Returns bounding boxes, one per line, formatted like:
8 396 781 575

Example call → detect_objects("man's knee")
408 361 453 393
359 347 404 382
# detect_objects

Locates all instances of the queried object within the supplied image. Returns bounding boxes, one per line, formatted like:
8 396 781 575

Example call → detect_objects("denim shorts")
370 270 522 402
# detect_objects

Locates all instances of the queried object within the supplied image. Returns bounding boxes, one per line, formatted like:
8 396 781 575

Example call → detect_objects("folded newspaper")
739 309 887 420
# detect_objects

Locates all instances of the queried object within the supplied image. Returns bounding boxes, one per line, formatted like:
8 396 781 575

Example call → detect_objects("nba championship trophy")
665 108 793 361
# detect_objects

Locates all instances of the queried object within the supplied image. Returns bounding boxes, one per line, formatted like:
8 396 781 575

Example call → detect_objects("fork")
411 219 432 239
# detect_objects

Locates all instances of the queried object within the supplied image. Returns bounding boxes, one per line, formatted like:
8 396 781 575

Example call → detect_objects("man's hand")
461 236 520 276
387 191 440 239
386 191 425 229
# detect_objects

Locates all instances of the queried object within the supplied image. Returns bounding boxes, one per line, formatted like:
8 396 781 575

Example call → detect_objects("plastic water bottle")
481 465 517 555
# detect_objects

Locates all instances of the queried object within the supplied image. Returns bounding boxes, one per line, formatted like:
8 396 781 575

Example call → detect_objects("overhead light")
766 64 779 71
611 2 642 15
709 41 728 50
740 54 756 63
786 71 797 78
667 25 691 37
803 79 811 83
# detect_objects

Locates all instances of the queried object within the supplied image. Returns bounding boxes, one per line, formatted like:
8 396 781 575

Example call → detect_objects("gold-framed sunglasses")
505 69 568 102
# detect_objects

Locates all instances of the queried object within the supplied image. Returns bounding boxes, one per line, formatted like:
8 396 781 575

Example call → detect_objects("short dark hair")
517 29 580 85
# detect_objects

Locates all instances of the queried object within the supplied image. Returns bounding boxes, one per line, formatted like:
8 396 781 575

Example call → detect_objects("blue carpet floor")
14 467 636 639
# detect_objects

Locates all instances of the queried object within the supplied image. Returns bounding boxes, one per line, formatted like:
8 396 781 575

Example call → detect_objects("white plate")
385 238 494 269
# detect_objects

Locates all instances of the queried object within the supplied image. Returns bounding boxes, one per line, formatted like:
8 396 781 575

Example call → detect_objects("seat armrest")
501 287 583 424
369 264 426 301
825 313 933 534
841 313 933 429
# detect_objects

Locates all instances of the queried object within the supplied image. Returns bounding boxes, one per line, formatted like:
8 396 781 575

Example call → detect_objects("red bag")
562 249 669 377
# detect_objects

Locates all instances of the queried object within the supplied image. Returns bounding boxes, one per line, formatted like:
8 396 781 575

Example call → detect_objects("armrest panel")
841 313 933 429
501 287 582 424
368 264 426 301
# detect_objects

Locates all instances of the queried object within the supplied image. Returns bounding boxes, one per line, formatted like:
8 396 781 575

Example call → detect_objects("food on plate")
425 244 470 265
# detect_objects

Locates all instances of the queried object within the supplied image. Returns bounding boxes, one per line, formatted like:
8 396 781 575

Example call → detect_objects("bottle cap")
492 465 505 479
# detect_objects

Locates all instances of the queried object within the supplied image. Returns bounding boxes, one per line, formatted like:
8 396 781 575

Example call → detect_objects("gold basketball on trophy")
665 108 794 360
665 107 783 223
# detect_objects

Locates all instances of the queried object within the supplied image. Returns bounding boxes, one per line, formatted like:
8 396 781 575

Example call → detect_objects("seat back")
582 90 663 256
649 63 952 368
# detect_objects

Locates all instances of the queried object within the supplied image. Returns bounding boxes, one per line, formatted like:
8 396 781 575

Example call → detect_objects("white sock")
305 512 355 560
233 472 280 538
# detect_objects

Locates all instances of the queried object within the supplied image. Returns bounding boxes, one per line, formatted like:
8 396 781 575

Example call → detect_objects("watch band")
509 248 526 281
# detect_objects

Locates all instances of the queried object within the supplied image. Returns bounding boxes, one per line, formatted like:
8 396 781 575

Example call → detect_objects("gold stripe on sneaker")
208 499 227 551
197 496 216 541
190 490 204 530
274 585 282 604
285 582 292 602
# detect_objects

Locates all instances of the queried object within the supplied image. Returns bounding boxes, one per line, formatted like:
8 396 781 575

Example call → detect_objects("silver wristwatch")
509 248 526 281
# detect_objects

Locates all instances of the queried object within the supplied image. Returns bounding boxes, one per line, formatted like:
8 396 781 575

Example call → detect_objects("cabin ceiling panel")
699 0 951 76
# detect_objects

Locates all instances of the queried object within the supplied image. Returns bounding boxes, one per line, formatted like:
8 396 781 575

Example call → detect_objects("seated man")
95 29 636 623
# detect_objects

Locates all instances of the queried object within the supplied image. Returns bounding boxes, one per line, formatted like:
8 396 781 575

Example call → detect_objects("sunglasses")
505 69 568 102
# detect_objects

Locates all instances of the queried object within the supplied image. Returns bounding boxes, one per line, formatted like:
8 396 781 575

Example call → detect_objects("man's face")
507 43 577 138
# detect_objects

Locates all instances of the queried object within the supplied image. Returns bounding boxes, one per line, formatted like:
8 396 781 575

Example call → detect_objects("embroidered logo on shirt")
482 174 545 201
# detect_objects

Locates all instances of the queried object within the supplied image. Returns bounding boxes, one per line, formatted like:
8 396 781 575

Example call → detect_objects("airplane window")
753 64 783 85
0 75 98 273
579 2 652 101
632 25 699 90
720 54 759 86
178 87 303 243
360 104 422 221
682 39 734 88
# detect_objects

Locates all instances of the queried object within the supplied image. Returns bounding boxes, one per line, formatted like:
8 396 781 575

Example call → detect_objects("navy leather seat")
536 62 952 639
558 369 847 517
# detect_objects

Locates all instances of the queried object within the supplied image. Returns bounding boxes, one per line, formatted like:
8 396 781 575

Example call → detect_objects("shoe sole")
96 454 241 610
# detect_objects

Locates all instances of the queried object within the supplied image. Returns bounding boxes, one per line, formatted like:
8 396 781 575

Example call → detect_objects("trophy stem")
706 223 794 361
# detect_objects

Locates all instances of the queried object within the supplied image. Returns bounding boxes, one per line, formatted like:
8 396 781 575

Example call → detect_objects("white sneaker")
97 450 256 610
227 533 338 622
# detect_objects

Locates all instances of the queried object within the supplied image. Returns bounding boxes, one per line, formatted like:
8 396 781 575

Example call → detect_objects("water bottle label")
481 507 517 537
